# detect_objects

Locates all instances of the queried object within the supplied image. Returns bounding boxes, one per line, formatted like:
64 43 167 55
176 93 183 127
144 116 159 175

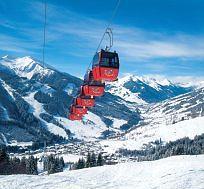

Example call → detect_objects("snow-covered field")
0 155 204 189
101 116 204 153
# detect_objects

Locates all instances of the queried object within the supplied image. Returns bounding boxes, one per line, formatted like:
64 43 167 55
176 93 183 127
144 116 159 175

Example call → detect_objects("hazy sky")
0 0 204 81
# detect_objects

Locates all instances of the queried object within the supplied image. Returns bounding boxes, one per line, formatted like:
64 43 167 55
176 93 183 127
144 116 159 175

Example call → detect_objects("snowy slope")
0 55 202 145
101 116 204 153
107 74 192 103
0 55 54 79
101 87 204 152
0 155 204 189
0 56 141 144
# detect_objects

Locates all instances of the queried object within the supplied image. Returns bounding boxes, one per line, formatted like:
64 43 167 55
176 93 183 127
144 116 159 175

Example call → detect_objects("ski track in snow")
0 79 15 100
0 155 204 189
23 92 68 139
0 133 8 145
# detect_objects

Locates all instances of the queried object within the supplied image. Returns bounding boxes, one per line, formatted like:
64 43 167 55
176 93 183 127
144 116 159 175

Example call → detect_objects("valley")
0 55 203 188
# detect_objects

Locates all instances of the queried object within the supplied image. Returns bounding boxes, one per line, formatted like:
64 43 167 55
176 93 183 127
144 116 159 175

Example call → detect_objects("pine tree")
76 158 82 169
59 157 65 170
43 156 48 171
26 156 38 175
76 158 85 169
47 155 55 174
90 153 96 167
55 157 63 173
48 162 55 174
45 155 65 174
97 153 103 166
21 157 26 167
86 152 91 168
0 148 9 163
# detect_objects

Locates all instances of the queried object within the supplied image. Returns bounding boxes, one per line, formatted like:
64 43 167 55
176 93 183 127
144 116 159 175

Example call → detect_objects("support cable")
86 0 121 72
42 0 47 72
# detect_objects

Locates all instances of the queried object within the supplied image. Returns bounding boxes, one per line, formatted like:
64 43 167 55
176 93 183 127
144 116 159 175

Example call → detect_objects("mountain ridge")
107 74 192 103
0 55 203 147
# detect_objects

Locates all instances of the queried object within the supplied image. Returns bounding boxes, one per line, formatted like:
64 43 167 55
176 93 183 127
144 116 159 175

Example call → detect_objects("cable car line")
39 0 121 122
86 0 121 72
104 28 113 51
69 0 121 121
42 0 47 75
95 0 121 53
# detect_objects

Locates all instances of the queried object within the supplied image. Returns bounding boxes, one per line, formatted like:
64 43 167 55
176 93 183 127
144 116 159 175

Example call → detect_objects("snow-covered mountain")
107 75 192 103
0 56 141 145
1 154 204 189
101 87 204 152
0 55 203 148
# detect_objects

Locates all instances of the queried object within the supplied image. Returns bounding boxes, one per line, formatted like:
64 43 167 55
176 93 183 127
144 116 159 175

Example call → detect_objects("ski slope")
100 116 204 153
0 155 204 189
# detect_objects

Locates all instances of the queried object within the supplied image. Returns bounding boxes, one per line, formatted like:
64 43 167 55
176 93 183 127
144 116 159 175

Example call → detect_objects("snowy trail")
0 155 204 189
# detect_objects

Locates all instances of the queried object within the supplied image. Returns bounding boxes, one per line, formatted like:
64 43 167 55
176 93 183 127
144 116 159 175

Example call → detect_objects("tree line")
72 152 104 170
0 149 65 175
118 133 204 161
0 148 38 175
43 154 65 174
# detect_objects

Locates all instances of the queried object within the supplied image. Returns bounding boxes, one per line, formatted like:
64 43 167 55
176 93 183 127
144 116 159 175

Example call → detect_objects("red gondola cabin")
75 96 95 107
70 104 88 115
69 113 82 121
92 49 119 82
81 70 105 97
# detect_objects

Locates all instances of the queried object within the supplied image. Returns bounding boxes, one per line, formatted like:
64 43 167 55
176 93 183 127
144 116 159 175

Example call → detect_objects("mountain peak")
119 74 172 87
15 56 34 63
107 74 191 103
0 55 61 80
119 74 140 84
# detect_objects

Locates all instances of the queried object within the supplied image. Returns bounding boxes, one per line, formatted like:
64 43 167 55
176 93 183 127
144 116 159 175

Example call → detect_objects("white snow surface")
111 118 128 129
0 78 15 100
56 111 108 140
59 154 83 163
64 83 76 96
107 75 174 104
0 155 204 189
8 141 33 147
101 116 204 153
23 92 68 139
107 76 146 104
0 56 54 79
